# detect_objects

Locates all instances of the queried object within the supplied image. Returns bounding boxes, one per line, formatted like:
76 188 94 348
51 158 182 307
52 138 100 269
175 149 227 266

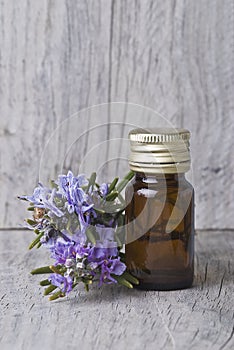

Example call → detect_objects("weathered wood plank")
109 0 234 229
0 0 233 229
0 230 233 349
0 0 113 228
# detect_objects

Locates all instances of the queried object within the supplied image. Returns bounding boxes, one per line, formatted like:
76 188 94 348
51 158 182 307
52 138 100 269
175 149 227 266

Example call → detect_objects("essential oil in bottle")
125 128 194 290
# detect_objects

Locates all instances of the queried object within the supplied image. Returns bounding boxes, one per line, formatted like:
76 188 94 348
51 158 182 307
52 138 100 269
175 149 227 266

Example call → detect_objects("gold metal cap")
128 128 191 174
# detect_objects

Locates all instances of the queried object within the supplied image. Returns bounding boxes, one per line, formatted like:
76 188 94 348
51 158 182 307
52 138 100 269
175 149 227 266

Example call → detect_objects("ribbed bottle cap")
128 128 191 174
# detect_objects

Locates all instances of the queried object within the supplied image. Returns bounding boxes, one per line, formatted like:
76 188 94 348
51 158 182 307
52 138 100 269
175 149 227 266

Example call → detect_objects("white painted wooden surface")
0 230 233 350
0 1 233 229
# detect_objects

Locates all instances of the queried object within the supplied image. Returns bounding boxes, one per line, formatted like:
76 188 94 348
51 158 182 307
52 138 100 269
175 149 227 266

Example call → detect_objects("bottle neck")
135 172 185 183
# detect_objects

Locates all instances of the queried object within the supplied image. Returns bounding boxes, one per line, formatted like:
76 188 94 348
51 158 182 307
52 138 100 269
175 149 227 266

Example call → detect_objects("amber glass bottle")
125 128 194 290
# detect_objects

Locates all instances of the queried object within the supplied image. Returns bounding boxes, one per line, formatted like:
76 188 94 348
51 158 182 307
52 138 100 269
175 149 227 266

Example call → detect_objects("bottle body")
125 172 194 290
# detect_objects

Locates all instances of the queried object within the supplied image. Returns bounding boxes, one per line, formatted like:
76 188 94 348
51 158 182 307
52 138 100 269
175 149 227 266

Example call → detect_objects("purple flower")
99 183 108 197
88 226 118 260
57 171 87 196
57 171 94 223
75 242 91 259
40 226 59 247
57 171 89 211
71 229 87 246
98 258 126 286
19 184 50 208
89 241 118 260
50 239 76 265
46 189 64 217
48 273 73 294
19 184 64 217
41 228 73 248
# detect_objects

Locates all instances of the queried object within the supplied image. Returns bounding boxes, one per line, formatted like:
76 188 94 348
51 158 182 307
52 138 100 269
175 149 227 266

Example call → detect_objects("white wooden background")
0 0 233 230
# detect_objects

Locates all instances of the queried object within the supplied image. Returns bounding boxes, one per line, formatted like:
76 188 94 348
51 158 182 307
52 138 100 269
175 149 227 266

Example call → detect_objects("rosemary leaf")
116 171 134 193
49 266 63 275
27 207 35 211
122 272 139 285
108 177 119 193
112 275 133 289
93 207 106 214
86 228 96 244
105 191 118 202
40 279 51 286
31 266 53 275
86 172 97 192
28 232 44 250
49 291 65 301
26 219 37 226
44 285 57 296
84 283 89 292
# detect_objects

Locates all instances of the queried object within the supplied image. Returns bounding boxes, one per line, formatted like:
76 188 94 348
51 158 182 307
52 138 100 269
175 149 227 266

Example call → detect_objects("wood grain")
0 1 233 229
0 229 233 350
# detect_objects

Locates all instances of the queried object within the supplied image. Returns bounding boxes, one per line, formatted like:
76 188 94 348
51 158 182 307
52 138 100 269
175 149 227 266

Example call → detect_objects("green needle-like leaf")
93 207 106 214
84 283 89 292
28 232 44 250
122 272 139 285
112 275 133 289
49 291 65 301
108 177 119 193
105 191 118 201
44 285 57 295
116 171 134 193
87 172 97 192
40 279 51 286
31 266 54 275
49 266 63 275
26 219 37 226
117 192 126 205
50 179 58 189
86 228 96 244
27 207 35 211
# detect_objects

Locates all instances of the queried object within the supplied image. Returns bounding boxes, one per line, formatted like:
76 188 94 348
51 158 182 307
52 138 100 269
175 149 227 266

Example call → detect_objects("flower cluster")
19 170 138 301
